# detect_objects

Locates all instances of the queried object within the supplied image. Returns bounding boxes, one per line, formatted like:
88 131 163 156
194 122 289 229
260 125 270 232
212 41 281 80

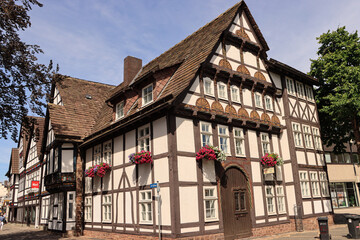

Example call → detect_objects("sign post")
150 181 161 240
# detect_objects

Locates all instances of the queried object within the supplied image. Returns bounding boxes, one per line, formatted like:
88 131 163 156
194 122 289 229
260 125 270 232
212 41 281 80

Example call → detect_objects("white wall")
176 117 195 153
179 186 199 223
153 117 168 155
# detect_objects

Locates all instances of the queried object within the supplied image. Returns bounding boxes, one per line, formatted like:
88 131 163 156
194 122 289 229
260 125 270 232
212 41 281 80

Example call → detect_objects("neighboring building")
6 148 20 222
324 142 360 209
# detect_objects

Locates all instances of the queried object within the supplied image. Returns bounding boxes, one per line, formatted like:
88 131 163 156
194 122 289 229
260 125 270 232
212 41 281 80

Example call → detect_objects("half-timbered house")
6 148 20 222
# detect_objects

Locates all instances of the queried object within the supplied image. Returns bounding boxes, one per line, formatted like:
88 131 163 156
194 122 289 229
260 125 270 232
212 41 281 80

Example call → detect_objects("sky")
1 0 360 181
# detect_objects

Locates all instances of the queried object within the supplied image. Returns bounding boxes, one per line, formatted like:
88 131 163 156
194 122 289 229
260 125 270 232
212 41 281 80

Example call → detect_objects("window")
231 86 240 103
54 148 58 172
305 85 314 101
234 128 245 156
58 192 63 220
310 172 320 197
312 127 322 150
102 194 112 222
142 84 153 106
286 77 295 95
265 186 276 215
204 187 218 221
94 145 101 165
299 171 310 198
255 93 262 108
276 186 286 214
303 125 313 149
324 153 331 163
296 81 305 98
103 141 112 164
204 77 214 96
217 82 227 99
319 172 329 196
67 192 75 220
200 122 212 147
292 123 302 147
218 125 229 154
85 197 92 222
261 133 270 155
265 96 273 111
116 101 124 120
138 125 150 151
42 198 49 219
139 190 152 223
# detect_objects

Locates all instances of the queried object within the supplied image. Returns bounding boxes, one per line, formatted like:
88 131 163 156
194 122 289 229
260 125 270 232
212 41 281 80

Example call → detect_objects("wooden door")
221 167 252 239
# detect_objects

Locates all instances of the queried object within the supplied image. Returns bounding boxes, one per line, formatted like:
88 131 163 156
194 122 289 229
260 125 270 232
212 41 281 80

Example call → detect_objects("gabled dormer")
53 87 63 105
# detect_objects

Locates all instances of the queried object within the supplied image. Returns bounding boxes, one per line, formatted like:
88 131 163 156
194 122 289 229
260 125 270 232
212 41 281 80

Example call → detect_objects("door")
221 167 252 239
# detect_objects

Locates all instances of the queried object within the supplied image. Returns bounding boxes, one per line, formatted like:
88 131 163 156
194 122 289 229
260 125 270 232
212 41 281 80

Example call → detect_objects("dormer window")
116 101 124 120
204 77 214 96
142 84 153 106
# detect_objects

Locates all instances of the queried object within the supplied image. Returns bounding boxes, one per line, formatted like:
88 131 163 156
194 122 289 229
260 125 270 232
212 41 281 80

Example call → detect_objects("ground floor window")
102 194 112 222
330 182 358 208
85 196 92 222
204 187 218 221
139 190 152 224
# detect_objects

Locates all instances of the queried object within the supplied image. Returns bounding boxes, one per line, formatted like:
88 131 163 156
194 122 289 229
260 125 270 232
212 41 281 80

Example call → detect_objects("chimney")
123 56 142 86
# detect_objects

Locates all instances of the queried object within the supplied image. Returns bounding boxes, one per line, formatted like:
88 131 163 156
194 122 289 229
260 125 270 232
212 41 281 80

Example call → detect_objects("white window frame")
255 92 262 108
58 192 63 220
218 125 230 155
234 128 245 157
204 187 219 222
310 171 320 197
319 172 329 197
138 125 151 152
200 122 212 147
276 186 286 214
299 171 311 198
312 127 322 150
84 196 92 222
261 133 270 156
204 77 214 96
286 77 295 95
115 101 124 120
102 194 112 222
264 96 273 111
139 190 153 224
230 85 240 103
305 85 314 101
94 144 101 165
217 82 228 100
67 192 75 221
303 125 313 149
103 141 112 164
265 185 276 215
296 81 305 99
142 84 153 106
292 123 303 147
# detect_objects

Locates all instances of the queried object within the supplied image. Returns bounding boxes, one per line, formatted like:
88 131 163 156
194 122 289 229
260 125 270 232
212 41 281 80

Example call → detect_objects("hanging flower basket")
260 153 283 168
85 162 111 178
196 145 226 162
129 151 153 164
261 153 283 181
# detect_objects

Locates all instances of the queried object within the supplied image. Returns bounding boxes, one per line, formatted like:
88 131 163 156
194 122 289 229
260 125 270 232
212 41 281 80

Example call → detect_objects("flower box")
85 162 111 178
261 153 283 182
196 145 226 162
129 151 153 165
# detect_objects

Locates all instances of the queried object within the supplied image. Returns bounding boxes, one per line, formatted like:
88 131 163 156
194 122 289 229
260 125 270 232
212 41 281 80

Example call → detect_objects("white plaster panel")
229 23 239 35
303 201 313 215
234 14 241 25
102 171 112 191
93 195 101 222
210 55 223 65
113 135 123 166
215 43 222 54
138 163 152 186
155 187 171 226
248 67 257 78
154 157 169 183
93 177 101 192
116 227 124 230
125 165 136 188
62 150 73 172
202 159 216 182
220 101 228 110
280 130 290 160
176 117 195 153
206 97 214 106
189 76 200 93
278 98 284 117
307 152 316 166
279 216 287 221
270 72 282 89
85 177 92 193
296 151 306 164
323 200 332 212
284 163 293 182
179 186 199 223
272 135 280 155
317 153 325 166
242 88 252 107
286 185 296 216
182 93 197 106
205 225 219 231
181 227 200 233
259 59 266 71
86 148 92 168
314 200 323 214
268 218 277 222
248 130 259 158
251 162 261 183
125 130 136 163
246 30 257 44
125 191 134 224
103 226 111 229
254 186 264 216
139 228 153 233
116 192 124 223
113 169 122 189
178 156 197 182
153 117 168 156
226 44 240 61
241 13 250 29
256 219 266 224
243 51 257 68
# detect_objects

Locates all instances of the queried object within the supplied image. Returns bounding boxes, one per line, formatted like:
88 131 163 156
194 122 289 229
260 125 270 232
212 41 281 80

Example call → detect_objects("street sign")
150 183 157 189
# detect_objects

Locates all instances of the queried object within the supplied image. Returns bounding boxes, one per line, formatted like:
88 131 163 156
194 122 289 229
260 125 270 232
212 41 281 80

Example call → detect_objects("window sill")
102 220 112 224
205 218 219 222
142 100 153 108
139 221 153 225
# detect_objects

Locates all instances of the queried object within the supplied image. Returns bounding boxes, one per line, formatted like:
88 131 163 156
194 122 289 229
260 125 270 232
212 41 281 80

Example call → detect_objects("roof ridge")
61 75 116 88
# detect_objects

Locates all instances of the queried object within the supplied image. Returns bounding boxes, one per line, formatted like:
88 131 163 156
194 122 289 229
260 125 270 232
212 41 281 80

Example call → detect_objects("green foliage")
310 26 360 152
0 0 58 141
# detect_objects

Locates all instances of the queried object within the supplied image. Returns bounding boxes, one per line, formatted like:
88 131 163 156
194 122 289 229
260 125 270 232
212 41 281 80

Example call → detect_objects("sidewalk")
248 224 350 240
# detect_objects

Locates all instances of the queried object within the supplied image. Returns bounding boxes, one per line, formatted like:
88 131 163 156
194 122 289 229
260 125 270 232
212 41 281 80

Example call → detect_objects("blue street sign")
150 183 158 189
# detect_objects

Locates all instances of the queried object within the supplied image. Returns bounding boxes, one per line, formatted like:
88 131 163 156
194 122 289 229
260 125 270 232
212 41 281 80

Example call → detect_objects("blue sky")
1 0 360 181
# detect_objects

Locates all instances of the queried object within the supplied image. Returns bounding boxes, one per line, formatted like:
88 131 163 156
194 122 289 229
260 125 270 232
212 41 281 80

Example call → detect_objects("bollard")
317 216 330 240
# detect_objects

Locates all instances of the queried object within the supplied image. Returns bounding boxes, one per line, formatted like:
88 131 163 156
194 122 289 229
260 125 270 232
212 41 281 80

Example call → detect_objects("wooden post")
74 147 83 236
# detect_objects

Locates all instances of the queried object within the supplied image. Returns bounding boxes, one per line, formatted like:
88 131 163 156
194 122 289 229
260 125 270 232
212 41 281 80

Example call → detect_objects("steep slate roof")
49 77 115 140
6 148 19 177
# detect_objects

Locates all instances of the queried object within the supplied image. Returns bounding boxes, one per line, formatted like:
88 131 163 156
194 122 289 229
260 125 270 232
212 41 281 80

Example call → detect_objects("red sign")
31 181 40 189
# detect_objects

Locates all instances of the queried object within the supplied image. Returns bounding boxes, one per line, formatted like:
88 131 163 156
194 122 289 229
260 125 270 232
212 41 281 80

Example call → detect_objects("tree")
0 0 58 141
310 26 360 154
